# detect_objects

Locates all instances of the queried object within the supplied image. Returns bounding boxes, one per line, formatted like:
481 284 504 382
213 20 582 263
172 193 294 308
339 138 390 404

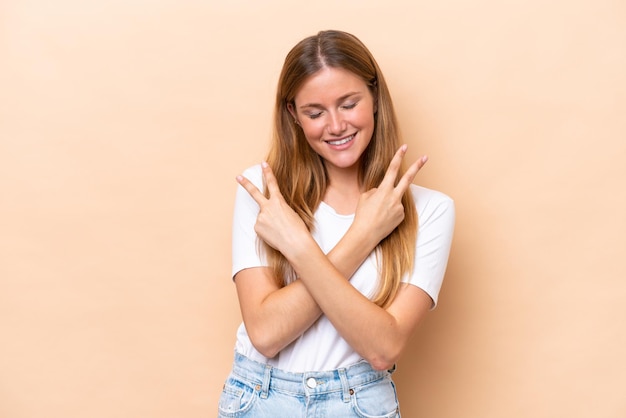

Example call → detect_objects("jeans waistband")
231 352 394 400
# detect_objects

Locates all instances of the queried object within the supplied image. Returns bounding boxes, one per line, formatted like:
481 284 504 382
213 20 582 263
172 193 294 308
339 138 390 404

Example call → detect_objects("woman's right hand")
236 162 312 257
353 145 428 245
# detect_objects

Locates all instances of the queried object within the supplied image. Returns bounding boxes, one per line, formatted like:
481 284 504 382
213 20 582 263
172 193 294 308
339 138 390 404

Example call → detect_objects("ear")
287 102 298 121
370 79 378 114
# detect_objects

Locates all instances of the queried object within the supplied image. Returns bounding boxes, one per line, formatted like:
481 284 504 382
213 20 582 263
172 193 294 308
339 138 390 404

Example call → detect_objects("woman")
218 30 455 417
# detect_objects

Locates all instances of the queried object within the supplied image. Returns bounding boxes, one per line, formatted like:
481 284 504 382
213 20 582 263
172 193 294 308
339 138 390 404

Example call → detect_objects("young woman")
218 30 455 417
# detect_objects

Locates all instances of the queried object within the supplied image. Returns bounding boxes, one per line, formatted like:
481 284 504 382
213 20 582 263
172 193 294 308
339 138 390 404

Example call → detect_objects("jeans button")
306 377 317 388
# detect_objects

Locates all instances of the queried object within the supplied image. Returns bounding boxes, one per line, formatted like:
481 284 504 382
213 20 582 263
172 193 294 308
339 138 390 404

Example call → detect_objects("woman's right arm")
234 221 380 358
233 146 425 358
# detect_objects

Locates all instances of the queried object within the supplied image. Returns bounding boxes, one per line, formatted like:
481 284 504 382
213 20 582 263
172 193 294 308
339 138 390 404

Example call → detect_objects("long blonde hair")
263 30 417 308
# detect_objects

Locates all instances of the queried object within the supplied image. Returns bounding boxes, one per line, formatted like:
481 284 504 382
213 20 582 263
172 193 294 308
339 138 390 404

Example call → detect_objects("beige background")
1 0 625 417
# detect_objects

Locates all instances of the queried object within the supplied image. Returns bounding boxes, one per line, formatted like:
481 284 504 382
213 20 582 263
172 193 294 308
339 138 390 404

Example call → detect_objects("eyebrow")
298 91 361 109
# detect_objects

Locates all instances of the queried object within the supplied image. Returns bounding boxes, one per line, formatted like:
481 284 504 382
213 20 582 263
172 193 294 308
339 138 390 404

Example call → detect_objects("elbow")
368 356 397 372
366 349 402 371
247 327 281 359
366 341 405 371
253 345 280 359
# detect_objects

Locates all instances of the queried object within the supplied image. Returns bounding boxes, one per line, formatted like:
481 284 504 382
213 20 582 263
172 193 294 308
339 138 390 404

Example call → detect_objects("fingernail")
236 175 243 182
401 144 408 152
261 161 269 168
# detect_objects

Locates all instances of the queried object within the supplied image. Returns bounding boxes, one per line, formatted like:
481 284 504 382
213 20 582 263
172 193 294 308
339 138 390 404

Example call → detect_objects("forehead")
294 67 370 104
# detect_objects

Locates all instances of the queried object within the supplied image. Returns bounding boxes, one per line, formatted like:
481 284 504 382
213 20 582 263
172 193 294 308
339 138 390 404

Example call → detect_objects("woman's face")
290 66 376 176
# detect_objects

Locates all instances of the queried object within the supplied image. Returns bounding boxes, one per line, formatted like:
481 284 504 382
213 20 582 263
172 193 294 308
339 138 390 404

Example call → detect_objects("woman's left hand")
352 145 427 245
236 162 310 255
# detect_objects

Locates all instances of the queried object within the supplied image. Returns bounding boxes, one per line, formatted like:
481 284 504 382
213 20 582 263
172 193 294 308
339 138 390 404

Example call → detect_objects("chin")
326 157 361 170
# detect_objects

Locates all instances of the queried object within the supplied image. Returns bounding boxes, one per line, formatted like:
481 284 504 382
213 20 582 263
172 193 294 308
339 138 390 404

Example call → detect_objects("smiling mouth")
325 134 355 146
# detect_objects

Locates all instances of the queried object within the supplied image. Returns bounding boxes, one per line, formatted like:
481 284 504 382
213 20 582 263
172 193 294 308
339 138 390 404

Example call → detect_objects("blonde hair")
263 30 417 308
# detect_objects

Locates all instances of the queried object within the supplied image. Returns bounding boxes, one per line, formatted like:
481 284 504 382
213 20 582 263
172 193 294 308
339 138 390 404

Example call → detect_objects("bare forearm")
236 147 429 361
241 225 380 357
241 276 319 358
286 236 420 370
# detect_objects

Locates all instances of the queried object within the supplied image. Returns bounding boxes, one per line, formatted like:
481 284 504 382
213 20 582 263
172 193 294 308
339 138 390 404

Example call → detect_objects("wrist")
282 230 319 263
344 222 381 257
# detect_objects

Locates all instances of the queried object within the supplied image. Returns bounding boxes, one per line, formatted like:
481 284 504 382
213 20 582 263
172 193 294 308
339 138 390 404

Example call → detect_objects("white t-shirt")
231 164 455 372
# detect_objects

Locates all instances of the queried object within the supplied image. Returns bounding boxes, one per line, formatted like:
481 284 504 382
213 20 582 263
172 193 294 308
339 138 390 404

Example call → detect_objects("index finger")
379 144 408 189
236 173 267 206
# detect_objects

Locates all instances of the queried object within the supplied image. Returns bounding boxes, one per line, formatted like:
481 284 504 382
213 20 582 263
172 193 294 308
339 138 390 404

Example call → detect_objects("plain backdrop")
1 0 625 417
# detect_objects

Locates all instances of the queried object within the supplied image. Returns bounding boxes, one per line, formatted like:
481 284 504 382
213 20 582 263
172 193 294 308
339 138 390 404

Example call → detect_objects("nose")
326 111 347 136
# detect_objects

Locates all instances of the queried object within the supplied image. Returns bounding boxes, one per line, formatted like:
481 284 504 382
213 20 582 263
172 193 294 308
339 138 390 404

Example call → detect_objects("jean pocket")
217 376 258 417
351 376 400 418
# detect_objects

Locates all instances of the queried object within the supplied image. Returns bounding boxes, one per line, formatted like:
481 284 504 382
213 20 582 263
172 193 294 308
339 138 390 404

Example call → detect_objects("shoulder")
233 164 264 213
240 164 264 188
409 184 455 227
409 184 454 212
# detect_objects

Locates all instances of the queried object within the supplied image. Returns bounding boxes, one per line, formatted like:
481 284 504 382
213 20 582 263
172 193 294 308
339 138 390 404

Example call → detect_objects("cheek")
300 122 325 141
354 111 375 132
351 102 375 125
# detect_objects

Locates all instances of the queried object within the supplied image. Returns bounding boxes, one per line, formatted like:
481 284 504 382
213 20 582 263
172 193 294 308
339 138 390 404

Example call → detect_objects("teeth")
327 134 354 146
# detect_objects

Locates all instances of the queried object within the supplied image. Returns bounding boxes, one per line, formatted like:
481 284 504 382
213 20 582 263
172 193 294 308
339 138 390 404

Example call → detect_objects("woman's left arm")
286 240 439 371
278 177 454 371
287 189 455 370
240 151 454 371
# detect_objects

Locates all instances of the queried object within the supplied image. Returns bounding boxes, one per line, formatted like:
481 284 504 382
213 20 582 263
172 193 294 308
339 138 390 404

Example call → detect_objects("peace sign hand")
237 162 310 256
353 145 427 245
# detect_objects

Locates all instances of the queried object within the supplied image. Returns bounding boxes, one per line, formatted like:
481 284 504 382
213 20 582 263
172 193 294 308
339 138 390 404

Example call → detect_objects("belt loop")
338 368 351 403
261 364 271 399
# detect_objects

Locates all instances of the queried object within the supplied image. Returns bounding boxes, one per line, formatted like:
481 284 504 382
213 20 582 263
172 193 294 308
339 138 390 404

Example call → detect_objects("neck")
323 165 362 215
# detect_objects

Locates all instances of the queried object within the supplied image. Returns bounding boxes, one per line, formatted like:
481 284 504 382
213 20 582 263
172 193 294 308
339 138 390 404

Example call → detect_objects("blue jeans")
218 352 401 417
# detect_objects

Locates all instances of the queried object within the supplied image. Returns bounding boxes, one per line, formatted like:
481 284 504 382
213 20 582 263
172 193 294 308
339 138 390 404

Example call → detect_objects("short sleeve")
231 165 267 279
406 185 455 308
